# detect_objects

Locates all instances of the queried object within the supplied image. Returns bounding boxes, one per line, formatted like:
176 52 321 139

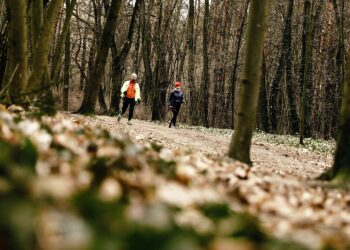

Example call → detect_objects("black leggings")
170 104 181 126
121 97 136 121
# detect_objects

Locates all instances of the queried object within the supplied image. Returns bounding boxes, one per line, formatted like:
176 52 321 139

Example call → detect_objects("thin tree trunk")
331 0 345 138
78 0 122 114
201 0 209 127
299 0 313 144
0 22 7 91
188 0 195 122
269 48 284 133
141 0 153 104
51 0 77 83
63 0 70 111
284 0 299 134
258 55 269 132
228 1 249 129
228 0 269 164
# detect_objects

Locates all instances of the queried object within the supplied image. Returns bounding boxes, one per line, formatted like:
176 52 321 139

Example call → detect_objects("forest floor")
67 113 350 250
2 107 349 250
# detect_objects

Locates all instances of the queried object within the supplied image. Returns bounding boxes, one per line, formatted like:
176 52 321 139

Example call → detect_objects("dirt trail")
64 114 350 248
76 114 332 180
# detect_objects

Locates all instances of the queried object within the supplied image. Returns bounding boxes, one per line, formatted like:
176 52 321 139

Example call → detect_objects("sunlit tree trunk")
78 0 122 114
228 0 269 164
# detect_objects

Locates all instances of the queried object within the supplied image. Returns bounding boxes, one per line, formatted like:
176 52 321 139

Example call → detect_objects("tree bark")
258 55 269 132
268 47 284 133
323 52 350 182
78 0 122 114
227 1 249 129
187 0 195 122
110 0 142 115
228 0 269 164
63 0 71 111
141 0 153 104
51 0 77 83
201 0 210 127
27 0 63 94
299 0 313 144
3 0 28 102
30 0 43 53
284 0 299 134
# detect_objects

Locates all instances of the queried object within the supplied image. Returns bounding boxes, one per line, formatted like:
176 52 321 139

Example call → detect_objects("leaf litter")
0 107 347 250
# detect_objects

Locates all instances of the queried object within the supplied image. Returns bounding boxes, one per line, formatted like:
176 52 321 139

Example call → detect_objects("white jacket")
121 81 141 101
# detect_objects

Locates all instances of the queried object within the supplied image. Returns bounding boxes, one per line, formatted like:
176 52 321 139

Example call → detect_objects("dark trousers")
169 104 181 127
121 97 136 121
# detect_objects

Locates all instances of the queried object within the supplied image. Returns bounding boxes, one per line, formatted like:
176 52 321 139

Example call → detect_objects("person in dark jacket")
168 82 184 128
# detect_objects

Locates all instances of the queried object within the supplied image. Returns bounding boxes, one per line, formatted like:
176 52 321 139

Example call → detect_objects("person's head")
131 73 138 81
175 82 181 90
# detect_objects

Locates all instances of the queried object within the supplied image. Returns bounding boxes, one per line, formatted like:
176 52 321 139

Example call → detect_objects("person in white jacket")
118 73 141 125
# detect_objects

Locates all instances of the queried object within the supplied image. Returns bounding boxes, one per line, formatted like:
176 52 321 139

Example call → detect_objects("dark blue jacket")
168 89 184 107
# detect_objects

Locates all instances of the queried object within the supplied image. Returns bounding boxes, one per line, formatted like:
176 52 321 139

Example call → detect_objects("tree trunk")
3 0 28 102
78 0 122 114
110 0 142 115
299 0 313 144
98 85 108 113
268 47 284 133
323 52 350 182
51 0 77 83
0 22 7 91
258 55 269 132
26 0 63 99
30 0 43 53
284 0 299 134
227 1 249 129
201 0 210 127
141 0 153 104
150 1 178 121
228 0 269 164
187 0 195 122
63 0 70 111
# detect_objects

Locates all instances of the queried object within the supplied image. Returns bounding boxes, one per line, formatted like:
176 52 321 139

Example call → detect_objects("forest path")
75 114 332 180
65 114 350 248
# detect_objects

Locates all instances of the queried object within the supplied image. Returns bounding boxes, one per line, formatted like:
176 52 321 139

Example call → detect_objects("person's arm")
168 92 174 107
135 83 141 102
121 81 128 97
